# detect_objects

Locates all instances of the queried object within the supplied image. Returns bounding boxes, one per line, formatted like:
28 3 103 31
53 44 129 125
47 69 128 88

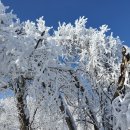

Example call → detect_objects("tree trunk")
59 94 77 130
15 76 31 130
113 46 128 100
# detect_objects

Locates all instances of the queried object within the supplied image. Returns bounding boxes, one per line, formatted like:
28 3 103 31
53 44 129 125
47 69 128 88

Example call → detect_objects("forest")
0 1 130 130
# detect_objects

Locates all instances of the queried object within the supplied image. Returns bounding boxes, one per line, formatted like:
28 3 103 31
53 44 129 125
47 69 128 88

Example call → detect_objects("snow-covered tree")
0 1 130 130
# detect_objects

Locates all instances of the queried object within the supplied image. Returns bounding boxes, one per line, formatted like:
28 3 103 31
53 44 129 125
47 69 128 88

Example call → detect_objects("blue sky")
3 0 130 46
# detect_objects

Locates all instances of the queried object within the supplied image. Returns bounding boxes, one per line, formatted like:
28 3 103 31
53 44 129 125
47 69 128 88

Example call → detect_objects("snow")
0 1 130 130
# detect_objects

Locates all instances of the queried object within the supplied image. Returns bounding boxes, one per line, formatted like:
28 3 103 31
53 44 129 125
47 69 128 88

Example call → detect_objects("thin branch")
34 31 45 49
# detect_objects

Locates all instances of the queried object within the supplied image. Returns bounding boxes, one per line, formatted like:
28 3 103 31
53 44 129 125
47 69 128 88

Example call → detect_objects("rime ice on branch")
0 1 130 130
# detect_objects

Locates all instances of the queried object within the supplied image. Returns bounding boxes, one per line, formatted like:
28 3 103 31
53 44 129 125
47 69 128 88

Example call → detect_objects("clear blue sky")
3 0 130 46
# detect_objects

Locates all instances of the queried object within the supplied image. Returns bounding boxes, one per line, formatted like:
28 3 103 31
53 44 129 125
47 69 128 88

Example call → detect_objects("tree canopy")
0 2 130 130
